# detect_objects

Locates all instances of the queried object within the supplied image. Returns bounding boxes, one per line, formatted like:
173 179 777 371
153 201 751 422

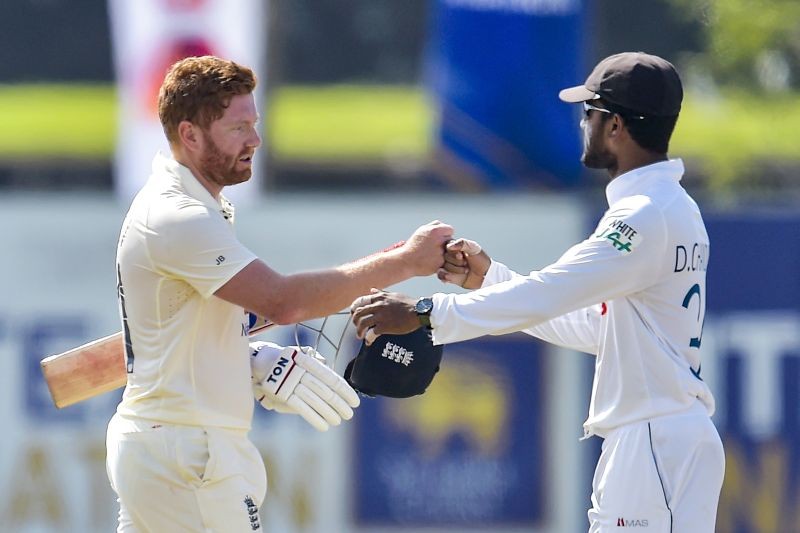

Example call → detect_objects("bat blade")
39 319 276 409
40 332 126 408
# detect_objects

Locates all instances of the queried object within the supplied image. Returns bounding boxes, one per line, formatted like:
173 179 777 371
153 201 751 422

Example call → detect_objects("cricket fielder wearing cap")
106 56 453 532
350 52 724 532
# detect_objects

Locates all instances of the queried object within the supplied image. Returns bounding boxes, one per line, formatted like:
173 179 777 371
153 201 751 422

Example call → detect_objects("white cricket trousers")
588 401 725 532
106 413 267 533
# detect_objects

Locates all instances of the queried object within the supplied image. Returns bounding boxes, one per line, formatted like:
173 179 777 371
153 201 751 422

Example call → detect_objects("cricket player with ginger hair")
351 52 725 532
106 55 453 532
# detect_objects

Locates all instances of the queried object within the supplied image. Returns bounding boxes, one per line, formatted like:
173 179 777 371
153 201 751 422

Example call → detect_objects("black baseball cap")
344 328 443 398
559 52 683 117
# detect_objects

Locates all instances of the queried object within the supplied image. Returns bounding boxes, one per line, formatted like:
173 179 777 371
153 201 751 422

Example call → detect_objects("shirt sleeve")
482 260 524 285
147 205 258 299
521 305 603 355
430 196 666 345
483 259 601 354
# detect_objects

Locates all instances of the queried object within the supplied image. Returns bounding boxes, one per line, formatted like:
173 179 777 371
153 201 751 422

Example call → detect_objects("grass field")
1 83 798 188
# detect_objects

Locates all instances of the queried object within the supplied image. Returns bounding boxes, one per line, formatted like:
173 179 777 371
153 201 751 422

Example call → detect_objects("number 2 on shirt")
681 283 705 349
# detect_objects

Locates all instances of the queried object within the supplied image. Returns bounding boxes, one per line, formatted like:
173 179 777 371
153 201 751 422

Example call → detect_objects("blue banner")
425 0 586 190
706 212 800 312
704 212 800 532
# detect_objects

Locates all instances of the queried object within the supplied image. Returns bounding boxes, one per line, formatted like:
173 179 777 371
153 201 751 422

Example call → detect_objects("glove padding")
250 342 360 431
344 328 443 398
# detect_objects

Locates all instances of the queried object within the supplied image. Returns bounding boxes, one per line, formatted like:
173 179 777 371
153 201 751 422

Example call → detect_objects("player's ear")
177 120 201 153
609 114 623 136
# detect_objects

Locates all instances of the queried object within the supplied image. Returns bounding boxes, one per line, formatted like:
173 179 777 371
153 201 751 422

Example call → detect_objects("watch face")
415 297 433 315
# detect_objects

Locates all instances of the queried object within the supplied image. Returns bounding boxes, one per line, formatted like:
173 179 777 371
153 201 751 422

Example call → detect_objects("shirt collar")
605 158 684 206
153 152 236 223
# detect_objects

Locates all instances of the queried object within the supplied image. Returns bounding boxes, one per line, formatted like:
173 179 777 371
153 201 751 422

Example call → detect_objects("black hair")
600 100 679 154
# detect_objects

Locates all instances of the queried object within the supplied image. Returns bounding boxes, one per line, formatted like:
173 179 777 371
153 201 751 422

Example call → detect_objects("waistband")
585 400 709 440
108 412 249 437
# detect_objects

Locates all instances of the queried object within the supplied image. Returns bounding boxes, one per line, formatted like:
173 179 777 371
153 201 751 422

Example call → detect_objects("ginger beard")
198 130 254 187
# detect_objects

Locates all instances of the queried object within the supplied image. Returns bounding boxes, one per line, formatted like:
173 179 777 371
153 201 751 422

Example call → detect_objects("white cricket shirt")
115 153 258 429
431 159 714 437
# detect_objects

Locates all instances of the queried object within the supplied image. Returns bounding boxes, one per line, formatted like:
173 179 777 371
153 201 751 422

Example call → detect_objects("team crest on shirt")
593 218 643 254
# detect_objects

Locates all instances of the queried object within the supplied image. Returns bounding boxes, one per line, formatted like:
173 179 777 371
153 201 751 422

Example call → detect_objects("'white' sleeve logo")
593 217 643 253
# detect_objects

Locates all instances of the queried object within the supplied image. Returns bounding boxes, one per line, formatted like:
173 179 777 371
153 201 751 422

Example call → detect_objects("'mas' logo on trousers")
617 517 649 527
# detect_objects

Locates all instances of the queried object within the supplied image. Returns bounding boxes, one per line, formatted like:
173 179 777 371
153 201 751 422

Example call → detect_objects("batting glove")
250 341 360 431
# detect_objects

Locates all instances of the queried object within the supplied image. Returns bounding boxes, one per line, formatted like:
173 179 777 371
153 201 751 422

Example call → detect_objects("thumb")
447 238 482 256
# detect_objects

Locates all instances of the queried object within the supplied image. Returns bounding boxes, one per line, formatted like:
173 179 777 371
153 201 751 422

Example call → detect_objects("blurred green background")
0 0 798 197
2 84 798 191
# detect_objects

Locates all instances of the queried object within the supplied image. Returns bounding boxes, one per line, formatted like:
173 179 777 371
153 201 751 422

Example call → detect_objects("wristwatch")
414 297 434 329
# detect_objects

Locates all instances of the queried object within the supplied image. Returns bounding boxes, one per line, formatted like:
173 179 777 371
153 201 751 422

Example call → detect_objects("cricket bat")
40 315 276 409
40 332 127 409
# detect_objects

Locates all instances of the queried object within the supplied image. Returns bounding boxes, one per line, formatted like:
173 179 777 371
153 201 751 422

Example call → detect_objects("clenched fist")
400 220 454 276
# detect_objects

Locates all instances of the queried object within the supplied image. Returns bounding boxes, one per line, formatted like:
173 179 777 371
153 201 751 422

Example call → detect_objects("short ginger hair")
157 56 257 144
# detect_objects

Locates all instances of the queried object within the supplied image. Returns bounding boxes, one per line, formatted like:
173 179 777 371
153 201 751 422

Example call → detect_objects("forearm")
278 251 416 323
431 275 559 345
431 259 638 345
218 220 452 324
218 253 415 325
431 232 657 345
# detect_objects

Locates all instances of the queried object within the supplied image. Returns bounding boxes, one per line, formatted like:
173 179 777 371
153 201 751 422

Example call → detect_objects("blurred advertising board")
0 194 585 532
702 212 800 532
353 335 546 528
425 0 586 190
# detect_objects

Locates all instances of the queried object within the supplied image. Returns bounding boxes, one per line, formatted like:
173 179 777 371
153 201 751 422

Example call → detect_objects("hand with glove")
250 341 360 431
